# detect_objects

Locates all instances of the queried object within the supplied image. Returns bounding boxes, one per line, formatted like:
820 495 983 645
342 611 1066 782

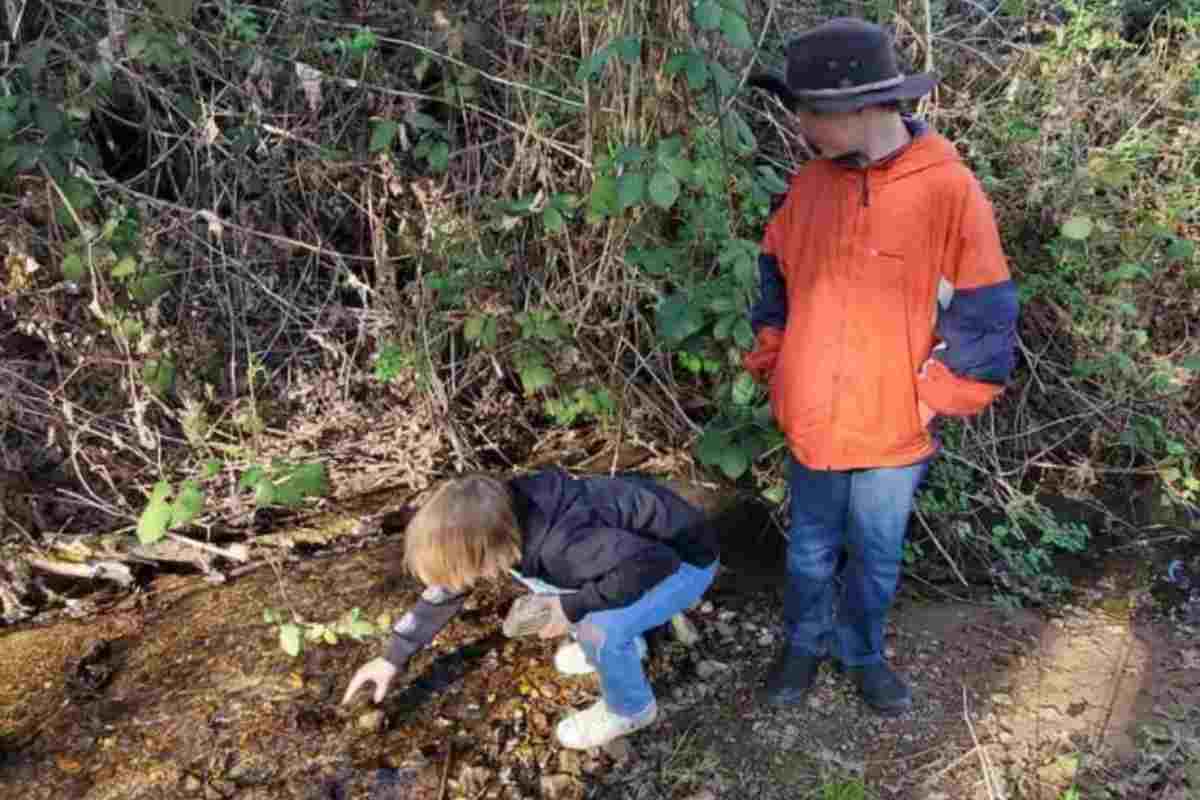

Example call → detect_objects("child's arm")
341 584 466 705
744 252 789 383
548 530 681 623
917 178 1019 416
382 585 468 667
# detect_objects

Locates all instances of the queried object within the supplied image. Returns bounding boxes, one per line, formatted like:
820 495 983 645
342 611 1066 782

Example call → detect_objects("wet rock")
602 738 632 764
696 660 728 680
540 773 582 800
358 709 385 732
671 613 701 646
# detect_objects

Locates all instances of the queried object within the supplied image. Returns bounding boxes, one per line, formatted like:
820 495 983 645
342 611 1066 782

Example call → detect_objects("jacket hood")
834 116 962 183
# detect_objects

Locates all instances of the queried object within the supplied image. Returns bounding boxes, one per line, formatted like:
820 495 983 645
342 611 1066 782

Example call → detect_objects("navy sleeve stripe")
750 253 788 333
933 279 1019 384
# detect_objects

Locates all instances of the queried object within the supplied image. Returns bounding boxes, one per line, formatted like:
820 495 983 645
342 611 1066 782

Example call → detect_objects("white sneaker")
555 699 657 749
553 636 647 676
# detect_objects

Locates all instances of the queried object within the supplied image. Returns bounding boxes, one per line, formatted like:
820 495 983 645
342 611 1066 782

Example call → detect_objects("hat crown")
784 18 901 96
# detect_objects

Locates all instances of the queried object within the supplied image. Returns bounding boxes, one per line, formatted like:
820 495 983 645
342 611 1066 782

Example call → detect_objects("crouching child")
341 468 720 749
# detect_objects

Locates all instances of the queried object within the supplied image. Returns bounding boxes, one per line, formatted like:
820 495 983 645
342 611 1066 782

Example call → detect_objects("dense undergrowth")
0 0 1197 604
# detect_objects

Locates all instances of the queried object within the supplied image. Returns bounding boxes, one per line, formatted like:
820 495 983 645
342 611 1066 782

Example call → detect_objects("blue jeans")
573 561 717 716
784 457 928 667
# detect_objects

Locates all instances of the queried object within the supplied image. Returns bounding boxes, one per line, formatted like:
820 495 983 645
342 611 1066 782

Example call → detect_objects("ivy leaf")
137 481 174 545
170 480 204 529
369 119 399 152
719 10 754 49
731 372 757 406
1060 216 1094 241
756 165 790 194
1165 238 1195 262
239 466 266 491
612 36 641 65
648 170 681 209
273 463 330 508
696 429 730 468
279 623 303 657
717 444 750 479
588 175 619 219
1180 355 1200 372
762 484 787 504
713 313 735 340
519 364 554 395
464 315 484 343
543 205 565 233
62 253 84 282
733 319 755 349
695 0 723 29
111 256 137 279
617 172 646 209
656 294 705 344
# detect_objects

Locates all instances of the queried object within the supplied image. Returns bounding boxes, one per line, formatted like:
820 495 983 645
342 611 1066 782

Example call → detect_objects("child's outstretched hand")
341 657 399 705
537 596 570 640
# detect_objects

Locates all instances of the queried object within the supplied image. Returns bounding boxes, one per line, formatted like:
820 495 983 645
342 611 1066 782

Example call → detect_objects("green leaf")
62 253 84 282
202 459 222 479
153 0 195 21
721 110 756 154
273 463 330 508
137 481 174 545
519 364 554 395
348 619 376 640
617 173 646 209
732 372 757 406
464 315 485 343
762 484 786 504
756 165 789 194
239 466 266 491
719 10 754 49
1165 238 1195 262
323 629 339 645
696 429 730 468
710 62 737 98
716 444 750 479
111 256 137 279
656 294 705 344
648 170 681 209
1060 216 1094 241
254 479 277 507
588 174 619 219
543 205 564 232
733 319 755 349
695 0 723 29
613 36 641 65
656 137 685 161
576 48 612 82
1181 355 1200 372
170 480 204 528
263 608 277 623
713 313 735 340
369 119 399 152
279 623 303 657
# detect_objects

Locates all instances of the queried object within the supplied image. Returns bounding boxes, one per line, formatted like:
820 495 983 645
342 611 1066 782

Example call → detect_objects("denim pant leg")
576 561 718 716
835 461 929 666
784 459 851 656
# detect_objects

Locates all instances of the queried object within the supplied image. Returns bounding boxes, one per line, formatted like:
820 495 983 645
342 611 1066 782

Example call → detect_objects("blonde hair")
403 475 522 591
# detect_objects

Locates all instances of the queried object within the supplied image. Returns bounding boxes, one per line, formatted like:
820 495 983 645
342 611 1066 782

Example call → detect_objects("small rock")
990 693 1013 707
998 731 1015 745
680 791 717 800
696 660 728 680
540 774 581 800
602 738 632 763
358 710 385 732
558 750 582 776
700 601 714 614
806 694 823 712
182 775 203 794
671 613 702 646
715 622 737 639
757 631 775 647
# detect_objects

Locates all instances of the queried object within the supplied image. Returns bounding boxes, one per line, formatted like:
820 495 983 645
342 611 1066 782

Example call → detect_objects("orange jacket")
744 126 1019 470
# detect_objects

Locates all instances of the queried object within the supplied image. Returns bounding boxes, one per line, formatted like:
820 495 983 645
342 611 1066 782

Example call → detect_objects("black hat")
748 18 936 113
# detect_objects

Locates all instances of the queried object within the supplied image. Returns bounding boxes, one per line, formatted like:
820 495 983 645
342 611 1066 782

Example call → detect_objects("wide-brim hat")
748 17 936 114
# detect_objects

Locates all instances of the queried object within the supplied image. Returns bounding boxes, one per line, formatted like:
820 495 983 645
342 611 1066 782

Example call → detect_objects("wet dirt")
1 488 1196 800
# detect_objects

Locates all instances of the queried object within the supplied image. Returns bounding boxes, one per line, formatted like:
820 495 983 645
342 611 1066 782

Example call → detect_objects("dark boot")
757 648 826 707
842 662 912 716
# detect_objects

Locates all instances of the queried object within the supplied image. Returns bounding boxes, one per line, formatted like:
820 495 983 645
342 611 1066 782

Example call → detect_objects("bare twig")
963 684 1000 800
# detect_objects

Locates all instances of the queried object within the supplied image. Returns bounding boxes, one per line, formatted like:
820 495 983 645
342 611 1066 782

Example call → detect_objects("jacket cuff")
560 586 601 623
384 634 417 668
744 327 784 383
917 359 1004 417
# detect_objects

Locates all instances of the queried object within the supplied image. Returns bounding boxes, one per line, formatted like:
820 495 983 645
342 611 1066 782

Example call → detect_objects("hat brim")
799 73 937 113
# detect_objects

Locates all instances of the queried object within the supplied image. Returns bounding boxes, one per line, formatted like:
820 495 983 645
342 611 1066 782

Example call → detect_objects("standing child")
744 18 1019 714
341 469 719 748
